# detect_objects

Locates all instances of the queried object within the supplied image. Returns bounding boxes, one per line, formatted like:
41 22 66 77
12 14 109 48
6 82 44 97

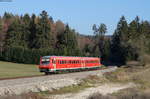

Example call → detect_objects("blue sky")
0 0 150 35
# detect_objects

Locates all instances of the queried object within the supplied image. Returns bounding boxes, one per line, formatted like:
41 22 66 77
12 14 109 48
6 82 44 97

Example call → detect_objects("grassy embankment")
0 61 42 79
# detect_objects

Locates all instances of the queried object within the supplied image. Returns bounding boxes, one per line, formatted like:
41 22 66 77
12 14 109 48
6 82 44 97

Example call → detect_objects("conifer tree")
92 23 107 60
21 14 31 48
33 10 52 49
111 16 128 64
29 14 37 48
5 18 23 47
0 19 3 58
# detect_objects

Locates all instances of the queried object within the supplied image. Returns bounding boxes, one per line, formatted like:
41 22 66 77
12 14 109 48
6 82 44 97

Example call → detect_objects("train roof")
42 56 100 59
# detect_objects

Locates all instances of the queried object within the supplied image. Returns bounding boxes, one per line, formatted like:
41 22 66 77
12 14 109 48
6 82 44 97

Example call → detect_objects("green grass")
0 61 42 78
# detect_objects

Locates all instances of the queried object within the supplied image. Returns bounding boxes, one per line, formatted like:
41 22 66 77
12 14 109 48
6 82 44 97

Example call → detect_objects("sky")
0 0 150 35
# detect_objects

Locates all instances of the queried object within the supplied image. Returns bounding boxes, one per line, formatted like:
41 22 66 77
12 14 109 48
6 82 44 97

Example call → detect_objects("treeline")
111 16 150 65
0 11 81 64
0 11 150 65
90 16 150 65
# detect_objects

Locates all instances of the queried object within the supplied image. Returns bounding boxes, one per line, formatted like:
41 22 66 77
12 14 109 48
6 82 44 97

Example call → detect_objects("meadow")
0 61 42 79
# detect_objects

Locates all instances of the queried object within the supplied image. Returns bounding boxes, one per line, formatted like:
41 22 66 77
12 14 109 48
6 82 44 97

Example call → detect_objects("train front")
39 56 51 73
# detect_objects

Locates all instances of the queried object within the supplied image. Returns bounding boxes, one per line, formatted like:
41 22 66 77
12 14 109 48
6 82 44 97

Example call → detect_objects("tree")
33 10 53 49
5 18 23 47
98 24 107 58
21 14 31 48
56 24 79 55
138 21 150 58
29 14 37 48
128 16 140 42
92 23 107 60
92 24 98 35
111 16 128 64
0 19 3 59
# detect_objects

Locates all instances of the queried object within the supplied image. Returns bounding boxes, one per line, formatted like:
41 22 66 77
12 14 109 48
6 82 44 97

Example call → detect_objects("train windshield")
41 58 50 65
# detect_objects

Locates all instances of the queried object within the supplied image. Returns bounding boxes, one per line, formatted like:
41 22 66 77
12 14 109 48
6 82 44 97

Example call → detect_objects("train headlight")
46 59 50 61
42 59 45 61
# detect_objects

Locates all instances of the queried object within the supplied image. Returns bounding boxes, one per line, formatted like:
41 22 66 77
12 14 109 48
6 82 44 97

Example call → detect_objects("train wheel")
45 72 49 75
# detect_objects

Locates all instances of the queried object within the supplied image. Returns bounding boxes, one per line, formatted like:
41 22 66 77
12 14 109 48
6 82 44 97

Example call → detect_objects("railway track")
0 66 117 96
0 66 114 81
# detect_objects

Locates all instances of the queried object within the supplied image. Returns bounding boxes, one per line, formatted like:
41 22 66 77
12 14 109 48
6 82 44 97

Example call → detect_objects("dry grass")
88 90 150 99
141 54 150 65
0 92 45 99
104 63 150 91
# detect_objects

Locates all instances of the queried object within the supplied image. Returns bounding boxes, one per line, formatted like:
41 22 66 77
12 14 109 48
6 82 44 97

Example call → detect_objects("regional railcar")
39 56 101 74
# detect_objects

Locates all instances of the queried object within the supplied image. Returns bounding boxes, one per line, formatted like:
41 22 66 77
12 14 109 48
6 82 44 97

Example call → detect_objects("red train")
39 56 101 74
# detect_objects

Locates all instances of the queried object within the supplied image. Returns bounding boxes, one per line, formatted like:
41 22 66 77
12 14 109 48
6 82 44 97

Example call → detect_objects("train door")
81 59 85 68
53 58 56 71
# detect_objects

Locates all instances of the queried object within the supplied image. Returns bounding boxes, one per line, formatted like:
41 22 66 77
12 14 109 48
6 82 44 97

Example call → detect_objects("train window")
41 58 50 65
52 59 56 64
64 60 65 64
